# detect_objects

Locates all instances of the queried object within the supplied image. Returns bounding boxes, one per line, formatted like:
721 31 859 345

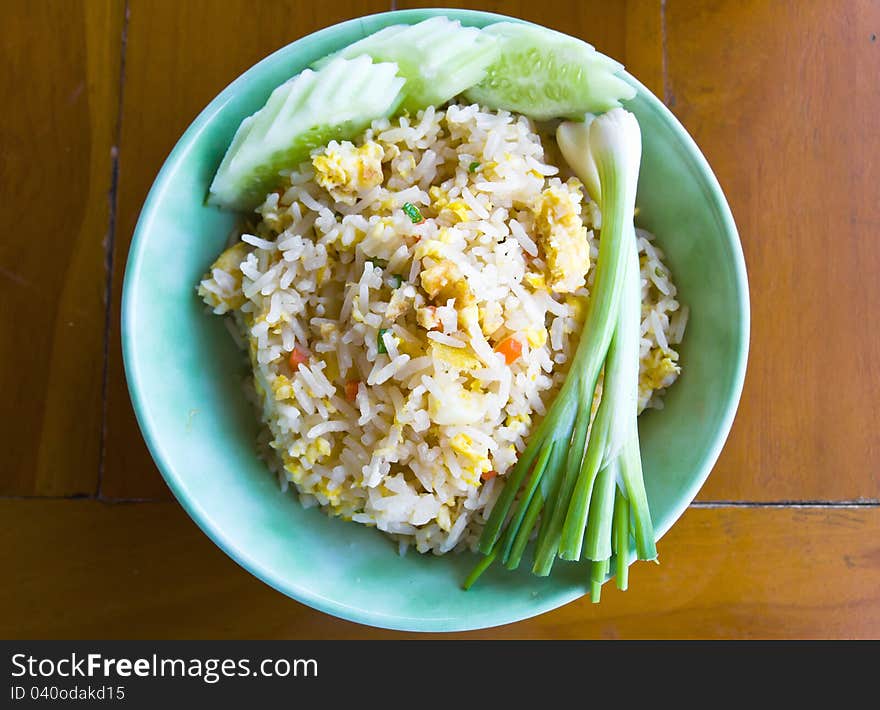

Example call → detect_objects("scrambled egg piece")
450 434 493 478
523 271 547 291
640 347 681 391
478 301 504 337
282 453 305 484
312 140 384 205
315 480 342 507
213 240 249 276
437 505 452 532
565 294 587 324
532 181 590 293
523 327 548 348
430 341 481 371
396 336 425 358
505 413 531 438
443 201 471 222
197 242 249 313
306 437 332 464
429 186 448 211
416 305 441 331
272 374 293 401
414 238 447 261
420 260 474 307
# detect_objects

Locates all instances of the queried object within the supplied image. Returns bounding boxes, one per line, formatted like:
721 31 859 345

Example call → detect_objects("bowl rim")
122 8 750 632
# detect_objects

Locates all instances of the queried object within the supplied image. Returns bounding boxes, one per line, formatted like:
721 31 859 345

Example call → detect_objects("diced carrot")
344 381 360 402
494 335 523 365
481 470 498 481
288 346 309 369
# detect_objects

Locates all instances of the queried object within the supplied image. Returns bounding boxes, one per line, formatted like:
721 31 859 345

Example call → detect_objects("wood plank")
665 0 880 501
102 0 392 499
0 1 123 495
2 500 877 638
624 0 665 99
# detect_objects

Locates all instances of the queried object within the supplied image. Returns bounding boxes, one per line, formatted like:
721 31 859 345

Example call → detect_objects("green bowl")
122 8 749 632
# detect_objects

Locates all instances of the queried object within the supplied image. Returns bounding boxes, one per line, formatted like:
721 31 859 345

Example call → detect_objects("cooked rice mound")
198 104 688 554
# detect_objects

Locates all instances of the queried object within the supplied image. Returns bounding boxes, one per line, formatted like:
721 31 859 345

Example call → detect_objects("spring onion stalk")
590 558 609 603
529 109 643 575
612 487 630 590
584 458 618 561
462 548 498 591
465 108 643 590
505 477 549 569
505 435 568 570
556 229 641 562
497 441 555 565
617 424 657 561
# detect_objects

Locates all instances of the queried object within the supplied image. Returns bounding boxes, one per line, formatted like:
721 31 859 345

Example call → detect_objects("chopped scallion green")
402 202 424 224
377 328 391 354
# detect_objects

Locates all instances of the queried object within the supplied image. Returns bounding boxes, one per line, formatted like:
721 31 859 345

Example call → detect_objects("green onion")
612 487 630 591
498 441 555 567
465 108 648 593
377 328 391 354
617 424 657 561
462 548 497 590
583 457 617 563
390 274 403 288
590 558 609 603
555 230 640 562
530 110 643 575
402 202 424 224
468 161 480 173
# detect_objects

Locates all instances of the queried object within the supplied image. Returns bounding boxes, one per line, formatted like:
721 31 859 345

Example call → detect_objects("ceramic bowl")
122 8 749 632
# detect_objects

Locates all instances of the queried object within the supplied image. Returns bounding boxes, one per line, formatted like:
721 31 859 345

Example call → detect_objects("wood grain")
1 499 876 639
624 0 665 99
665 0 880 502
0 1 123 495
101 0 392 499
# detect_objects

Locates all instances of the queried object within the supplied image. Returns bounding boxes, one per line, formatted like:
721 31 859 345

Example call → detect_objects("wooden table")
2 0 878 640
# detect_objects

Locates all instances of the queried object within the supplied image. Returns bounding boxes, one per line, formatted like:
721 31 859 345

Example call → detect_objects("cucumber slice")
208 56 404 211
463 22 637 120
313 17 499 114
311 25 408 70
